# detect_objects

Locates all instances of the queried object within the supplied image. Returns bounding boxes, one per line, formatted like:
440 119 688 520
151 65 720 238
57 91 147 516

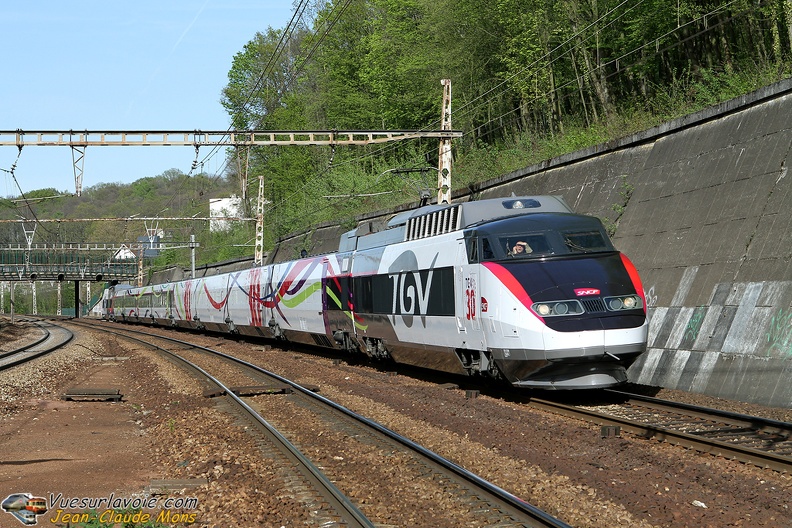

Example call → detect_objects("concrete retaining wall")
276 79 792 408
464 80 792 408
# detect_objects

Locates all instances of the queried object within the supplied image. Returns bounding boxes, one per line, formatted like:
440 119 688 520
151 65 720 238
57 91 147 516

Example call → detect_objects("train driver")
511 241 532 255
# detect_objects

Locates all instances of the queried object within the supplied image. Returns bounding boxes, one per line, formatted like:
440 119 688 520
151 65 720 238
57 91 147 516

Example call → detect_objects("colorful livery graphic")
107 196 648 389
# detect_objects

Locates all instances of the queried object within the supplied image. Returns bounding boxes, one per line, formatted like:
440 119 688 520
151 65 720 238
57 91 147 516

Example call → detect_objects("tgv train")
106 196 648 389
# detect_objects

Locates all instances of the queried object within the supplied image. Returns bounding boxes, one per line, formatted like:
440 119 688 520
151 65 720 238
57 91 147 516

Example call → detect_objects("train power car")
108 195 648 389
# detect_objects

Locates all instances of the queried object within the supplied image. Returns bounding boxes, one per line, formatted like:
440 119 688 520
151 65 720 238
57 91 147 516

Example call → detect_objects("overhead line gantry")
2 126 463 264
1 128 461 195
0 129 460 147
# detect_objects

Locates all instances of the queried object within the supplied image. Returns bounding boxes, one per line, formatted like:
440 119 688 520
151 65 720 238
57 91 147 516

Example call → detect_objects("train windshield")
561 230 611 253
495 229 613 259
503 234 552 257
468 212 615 262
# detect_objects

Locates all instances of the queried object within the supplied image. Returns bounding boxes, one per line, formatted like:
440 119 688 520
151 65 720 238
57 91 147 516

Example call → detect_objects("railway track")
72 320 571 528
0 319 74 370
528 390 792 473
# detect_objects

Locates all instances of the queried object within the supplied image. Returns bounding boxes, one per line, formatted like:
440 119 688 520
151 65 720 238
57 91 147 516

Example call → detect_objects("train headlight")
532 300 583 317
604 295 642 311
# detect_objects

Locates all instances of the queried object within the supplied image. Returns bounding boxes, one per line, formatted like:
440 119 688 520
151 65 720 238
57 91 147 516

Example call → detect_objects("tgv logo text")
388 270 435 315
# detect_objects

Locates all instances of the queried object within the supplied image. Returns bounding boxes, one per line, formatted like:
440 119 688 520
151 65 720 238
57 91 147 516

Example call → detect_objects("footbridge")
0 244 142 320
0 244 138 282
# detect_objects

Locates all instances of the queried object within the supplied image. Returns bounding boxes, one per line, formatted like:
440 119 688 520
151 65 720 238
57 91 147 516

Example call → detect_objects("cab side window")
467 237 479 262
482 238 495 260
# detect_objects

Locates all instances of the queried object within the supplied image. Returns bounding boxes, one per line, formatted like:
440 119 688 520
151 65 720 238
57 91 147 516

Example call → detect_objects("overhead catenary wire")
0 144 59 239
193 0 314 173
195 0 353 169
449 0 645 130
285 0 647 179
188 0 360 238
150 0 314 218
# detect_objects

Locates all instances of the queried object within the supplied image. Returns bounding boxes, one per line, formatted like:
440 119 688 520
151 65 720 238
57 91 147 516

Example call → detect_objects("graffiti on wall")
766 306 792 357
684 307 706 345
644 285 658 308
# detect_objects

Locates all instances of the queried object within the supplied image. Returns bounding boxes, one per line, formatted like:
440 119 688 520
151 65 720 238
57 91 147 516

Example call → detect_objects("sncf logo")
574 288 600 296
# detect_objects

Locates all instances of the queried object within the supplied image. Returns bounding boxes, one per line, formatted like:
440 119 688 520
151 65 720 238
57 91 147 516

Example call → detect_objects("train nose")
542 329 606 359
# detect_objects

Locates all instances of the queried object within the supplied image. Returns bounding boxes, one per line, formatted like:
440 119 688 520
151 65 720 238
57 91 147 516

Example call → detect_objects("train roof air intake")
406 205 460 241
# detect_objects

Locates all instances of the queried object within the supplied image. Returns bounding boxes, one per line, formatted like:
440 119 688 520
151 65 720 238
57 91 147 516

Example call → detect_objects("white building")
209 196 244 232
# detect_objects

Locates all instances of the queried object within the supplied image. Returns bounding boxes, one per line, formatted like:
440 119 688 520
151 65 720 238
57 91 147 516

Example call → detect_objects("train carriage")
149 283 172 325
346 231 464 374
268 256 334 344
190 273 235 333
107 196 648 389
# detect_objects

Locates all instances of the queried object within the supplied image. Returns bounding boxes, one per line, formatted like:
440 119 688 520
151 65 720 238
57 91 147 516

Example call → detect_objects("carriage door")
259 265 273 328
323 253 355 348
166 287 174 321
456 241 481 334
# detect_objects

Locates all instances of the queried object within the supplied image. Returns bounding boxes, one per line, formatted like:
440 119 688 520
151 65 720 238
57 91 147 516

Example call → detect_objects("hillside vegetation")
2 0 790 272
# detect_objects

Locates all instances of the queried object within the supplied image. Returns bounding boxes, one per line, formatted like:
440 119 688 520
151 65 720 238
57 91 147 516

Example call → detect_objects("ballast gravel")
0 319 790 527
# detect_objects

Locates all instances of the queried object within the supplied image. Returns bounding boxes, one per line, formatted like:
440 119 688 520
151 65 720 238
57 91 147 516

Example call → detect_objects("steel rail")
0 322 50 359
0 320 73 370
605 389 792 435
89 322 571 528
528 395 792 473
71 321 374 528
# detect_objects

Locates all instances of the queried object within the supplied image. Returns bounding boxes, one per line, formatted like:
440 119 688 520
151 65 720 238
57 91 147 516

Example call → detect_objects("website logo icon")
2 493 47 526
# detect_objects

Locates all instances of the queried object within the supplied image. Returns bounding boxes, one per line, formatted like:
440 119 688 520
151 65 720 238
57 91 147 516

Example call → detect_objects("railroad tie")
62 388 123 402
